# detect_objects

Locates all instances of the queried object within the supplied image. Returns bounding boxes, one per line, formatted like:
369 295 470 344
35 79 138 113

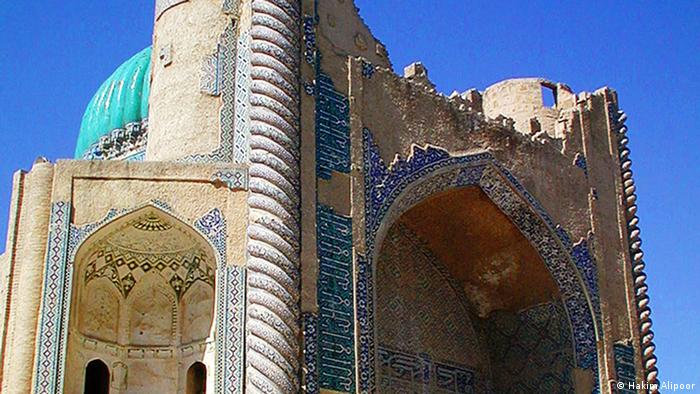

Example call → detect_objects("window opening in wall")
84 359 110 394
541 83 557 107
187 362 207 394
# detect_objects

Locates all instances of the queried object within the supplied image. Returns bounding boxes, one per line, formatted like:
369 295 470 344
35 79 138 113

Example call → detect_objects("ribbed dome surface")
75 47 151 158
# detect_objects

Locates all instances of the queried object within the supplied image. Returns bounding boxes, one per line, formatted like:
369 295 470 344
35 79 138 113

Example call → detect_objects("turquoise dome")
75 47 152 158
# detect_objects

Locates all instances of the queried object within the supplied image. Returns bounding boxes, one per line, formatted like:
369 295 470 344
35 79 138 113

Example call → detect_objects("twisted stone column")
614 108 659 391
245 0 301 392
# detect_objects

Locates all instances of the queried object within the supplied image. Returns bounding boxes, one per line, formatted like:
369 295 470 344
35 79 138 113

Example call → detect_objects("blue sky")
0 0 698 385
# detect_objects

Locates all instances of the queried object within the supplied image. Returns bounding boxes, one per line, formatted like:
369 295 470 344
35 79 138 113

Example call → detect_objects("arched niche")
84 359 110 394
64 205 217 394
361 129 599 392
375 187 575 392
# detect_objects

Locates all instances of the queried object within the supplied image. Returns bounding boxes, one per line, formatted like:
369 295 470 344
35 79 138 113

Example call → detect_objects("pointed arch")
359 128 600 391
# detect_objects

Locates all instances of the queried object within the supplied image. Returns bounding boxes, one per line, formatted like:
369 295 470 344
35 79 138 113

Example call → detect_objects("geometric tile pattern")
356 254 376 393
201 48 222 96
210 168 248 190
362 128 599 385
233 30 251 165
215 265 245 394
361 60 375 79
572 237 602 324
222 0 239 14
375 223 486 392
182 23 240 164
83 246 214 299
483 302 575 393
316 71 351 179
34 202 72 394
195 208 228 267
377 347 476 394
613 341 636 394
303 15 316 65
302 313 319 394
316 204 355 392
377 224 484 370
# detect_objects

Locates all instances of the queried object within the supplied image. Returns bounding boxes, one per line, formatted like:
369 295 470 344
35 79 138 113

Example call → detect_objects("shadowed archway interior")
376 187 576 393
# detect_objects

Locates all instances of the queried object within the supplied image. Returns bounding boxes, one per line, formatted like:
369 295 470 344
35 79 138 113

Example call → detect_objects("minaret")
150 1 303 393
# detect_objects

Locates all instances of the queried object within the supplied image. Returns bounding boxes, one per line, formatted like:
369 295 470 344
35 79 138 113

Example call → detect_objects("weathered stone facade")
0 0 656 393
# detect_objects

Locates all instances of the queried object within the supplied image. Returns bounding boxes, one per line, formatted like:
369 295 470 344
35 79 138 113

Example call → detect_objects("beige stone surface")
2 162 53 394
148 0 230 161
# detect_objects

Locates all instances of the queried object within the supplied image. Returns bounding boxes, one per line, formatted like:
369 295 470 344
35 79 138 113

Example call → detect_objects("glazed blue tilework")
361 60 375 79
303 16 316 65
362 128 600 384
303 313 320 394
575 152 589 177
195 208 228 268
183 25 250 164
222 0 238 13
572 237 602 322
214 265 245 394
613 342 636 394
356 254 376 393
210 168 248 190
34 202 72 394
377 347 475 393
317 204 355 392
316 72 351 179
484 302 575 393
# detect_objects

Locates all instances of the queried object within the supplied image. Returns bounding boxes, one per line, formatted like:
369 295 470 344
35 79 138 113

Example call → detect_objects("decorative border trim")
611 105 659 388
81 120 148 161
316 205 355 392
210 168 249 190
356 254 376 393
215 265 245 394
34 202 72 394
183 23 249 164
302 313 319 394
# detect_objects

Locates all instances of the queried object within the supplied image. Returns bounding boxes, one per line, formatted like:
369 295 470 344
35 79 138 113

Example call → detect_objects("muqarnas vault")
0 0 658 393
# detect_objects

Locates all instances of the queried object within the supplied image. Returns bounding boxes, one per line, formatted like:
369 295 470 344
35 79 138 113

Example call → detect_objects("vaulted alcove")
64 206 216 393
375 187 576 393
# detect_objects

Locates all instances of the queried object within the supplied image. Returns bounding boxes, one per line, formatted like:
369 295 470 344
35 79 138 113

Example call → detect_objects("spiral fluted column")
245 0 302 393
614 108 659 391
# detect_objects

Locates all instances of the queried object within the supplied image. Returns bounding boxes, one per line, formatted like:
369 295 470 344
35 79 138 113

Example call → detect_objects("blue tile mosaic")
303 16 316 65
316 72 351 179
303 313 320 394
613 342 636 394
361 60 375 79
575 152 589 177
317 204 355 392
362 127 600 387
356 254 376 393
377 347 475 394
34 202 72 394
